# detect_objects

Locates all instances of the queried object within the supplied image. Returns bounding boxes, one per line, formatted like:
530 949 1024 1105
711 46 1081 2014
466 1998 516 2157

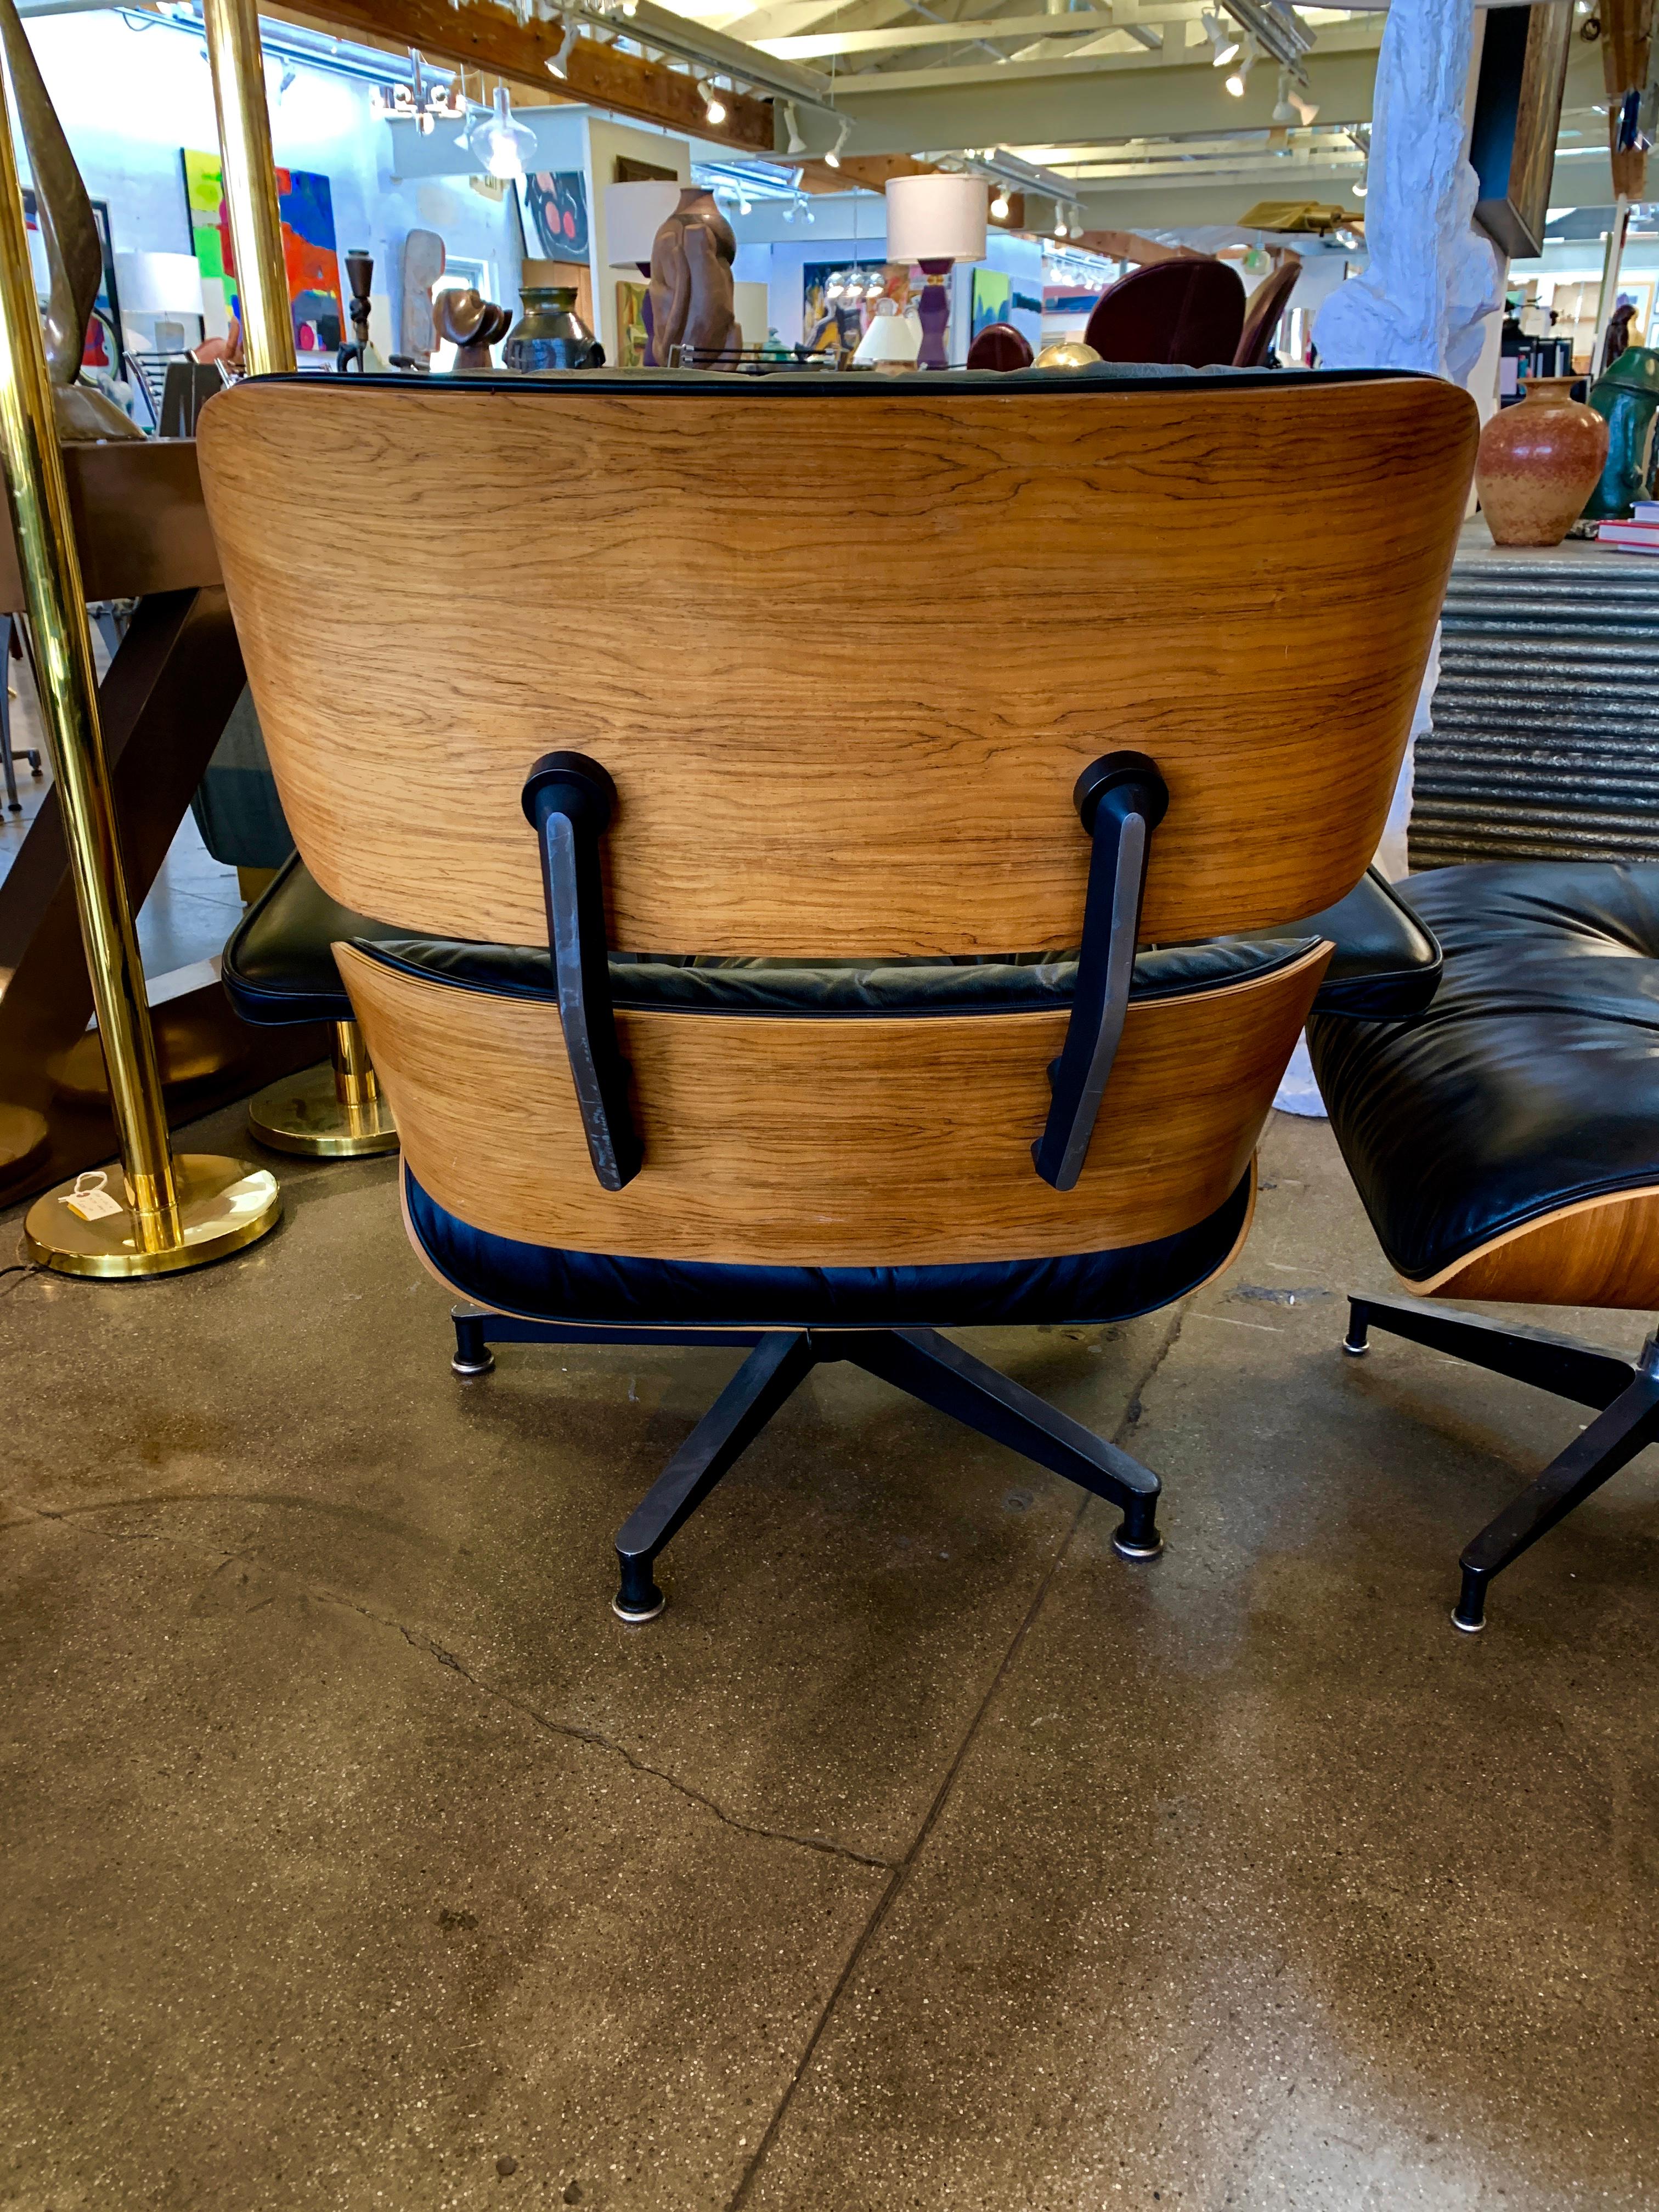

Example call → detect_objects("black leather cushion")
1308 861 1659 1284
357 932 1316 1017
222 852 410 1026
224 859 1436 1026
1272 867 1440 1020
404 1161 1255 1329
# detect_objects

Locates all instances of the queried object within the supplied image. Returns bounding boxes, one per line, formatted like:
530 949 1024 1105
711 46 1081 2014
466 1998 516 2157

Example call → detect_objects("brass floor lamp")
2 0 281 1273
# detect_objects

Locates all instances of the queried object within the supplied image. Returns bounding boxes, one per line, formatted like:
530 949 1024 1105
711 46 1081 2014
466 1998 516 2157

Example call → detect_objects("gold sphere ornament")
1032 339 1103 370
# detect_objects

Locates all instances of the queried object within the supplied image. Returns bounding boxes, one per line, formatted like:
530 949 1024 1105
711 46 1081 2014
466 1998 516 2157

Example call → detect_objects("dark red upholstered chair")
966 320 1034 371
1233 259 1301 368
1084 259 1246 369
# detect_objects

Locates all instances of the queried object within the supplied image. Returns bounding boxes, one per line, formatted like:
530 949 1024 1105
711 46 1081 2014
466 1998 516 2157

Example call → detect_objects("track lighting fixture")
784 100 806 156
825 115 851 167
991 189 1011 221
1203 12 1240 67
1224 38 1257 95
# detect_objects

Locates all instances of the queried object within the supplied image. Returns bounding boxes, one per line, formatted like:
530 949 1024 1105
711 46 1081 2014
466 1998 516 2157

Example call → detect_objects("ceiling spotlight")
1202 12 1240 66
825 115 851 168
784 100 806 156
1272 69 1296 125
991 188 1011 220
1224 40 1257 96
701 80 727 126
738 192 752 215
1053 208 1066 236
1352 172 1367 198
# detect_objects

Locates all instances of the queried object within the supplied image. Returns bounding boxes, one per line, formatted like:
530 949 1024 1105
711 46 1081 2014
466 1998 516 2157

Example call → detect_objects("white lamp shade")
113 251 205 317
604 180 683 268
854 300 921 366
884 173 988 265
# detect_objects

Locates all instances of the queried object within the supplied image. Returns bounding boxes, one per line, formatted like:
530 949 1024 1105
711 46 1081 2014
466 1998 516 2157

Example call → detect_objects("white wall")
25 11 523 362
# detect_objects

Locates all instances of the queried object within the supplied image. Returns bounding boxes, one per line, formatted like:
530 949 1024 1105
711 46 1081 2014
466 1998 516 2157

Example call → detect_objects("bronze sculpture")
0 0 140 441
645 188 740 368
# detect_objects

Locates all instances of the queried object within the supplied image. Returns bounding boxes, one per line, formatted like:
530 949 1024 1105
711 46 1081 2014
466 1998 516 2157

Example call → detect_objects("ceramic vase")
501 287 604 373
1476 377 1609 548
1583 345 1659 520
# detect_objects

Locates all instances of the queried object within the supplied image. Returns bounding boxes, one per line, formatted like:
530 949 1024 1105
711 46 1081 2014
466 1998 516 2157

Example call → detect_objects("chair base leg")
449 1309 1166 1615
1344 1293 1659 1630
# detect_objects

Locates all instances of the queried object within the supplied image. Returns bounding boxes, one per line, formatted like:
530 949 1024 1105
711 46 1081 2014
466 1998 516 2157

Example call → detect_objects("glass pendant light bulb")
467 84 535 180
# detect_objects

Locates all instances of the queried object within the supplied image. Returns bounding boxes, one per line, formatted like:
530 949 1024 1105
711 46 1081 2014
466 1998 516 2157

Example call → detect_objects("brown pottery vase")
1476 376 1609 547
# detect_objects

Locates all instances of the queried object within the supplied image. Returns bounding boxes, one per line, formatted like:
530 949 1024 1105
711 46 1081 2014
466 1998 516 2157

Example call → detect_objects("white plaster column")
1273 0 1502 1117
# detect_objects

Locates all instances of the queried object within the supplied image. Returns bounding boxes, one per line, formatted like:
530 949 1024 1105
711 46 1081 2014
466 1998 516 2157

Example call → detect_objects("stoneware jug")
1476 376 1609 546
1583 345 1659 519
502 287 604 373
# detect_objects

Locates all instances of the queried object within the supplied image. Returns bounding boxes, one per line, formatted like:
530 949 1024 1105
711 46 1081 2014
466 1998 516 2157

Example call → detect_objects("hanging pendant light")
466 85 536 180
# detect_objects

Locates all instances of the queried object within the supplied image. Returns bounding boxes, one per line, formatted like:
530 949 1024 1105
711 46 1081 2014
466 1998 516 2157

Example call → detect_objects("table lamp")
604 179 686 365
884 173 988 371
112 250 205 354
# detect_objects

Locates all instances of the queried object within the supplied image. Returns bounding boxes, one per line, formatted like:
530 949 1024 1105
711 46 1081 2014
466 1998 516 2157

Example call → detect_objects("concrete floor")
3 1105 1656 2211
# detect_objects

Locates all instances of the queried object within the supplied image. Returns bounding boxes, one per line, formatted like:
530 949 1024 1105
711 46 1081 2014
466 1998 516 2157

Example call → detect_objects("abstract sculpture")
0 0 140 440
644 189 740 368
433 288 511 372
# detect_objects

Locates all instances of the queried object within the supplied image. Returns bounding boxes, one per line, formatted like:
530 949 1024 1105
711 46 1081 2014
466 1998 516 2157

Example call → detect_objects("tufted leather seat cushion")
1308 862 1659 1285
223 856 1437 1028
405 1161 1255 1329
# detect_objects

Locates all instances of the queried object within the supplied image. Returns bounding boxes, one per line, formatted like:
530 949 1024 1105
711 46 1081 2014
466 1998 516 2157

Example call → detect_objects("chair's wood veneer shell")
1413 1186 1659 1310
199 376 1476 957
336 941 1330 1266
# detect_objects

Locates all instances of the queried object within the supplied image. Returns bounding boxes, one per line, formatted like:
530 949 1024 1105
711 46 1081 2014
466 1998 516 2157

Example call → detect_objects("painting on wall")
617 280 648 369
522 172 590 261
23 190 123 371
182 150 345 353
970 267 1010 337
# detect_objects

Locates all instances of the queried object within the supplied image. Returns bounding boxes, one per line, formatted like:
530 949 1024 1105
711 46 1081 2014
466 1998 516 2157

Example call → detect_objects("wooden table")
0 435 324 1206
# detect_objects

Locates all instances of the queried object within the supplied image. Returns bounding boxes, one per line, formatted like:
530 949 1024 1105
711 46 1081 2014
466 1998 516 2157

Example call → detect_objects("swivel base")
450 1306 1165 1620
23 1153 281 1277
1345 1292 1659 1633
247 1061 399 1159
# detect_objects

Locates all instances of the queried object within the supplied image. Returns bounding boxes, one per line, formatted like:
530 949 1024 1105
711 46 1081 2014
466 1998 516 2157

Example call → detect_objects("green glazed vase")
1584 345 1659 520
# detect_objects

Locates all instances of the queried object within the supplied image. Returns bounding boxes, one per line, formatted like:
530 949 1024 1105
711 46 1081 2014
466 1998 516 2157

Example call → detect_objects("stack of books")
1598 503 1659 554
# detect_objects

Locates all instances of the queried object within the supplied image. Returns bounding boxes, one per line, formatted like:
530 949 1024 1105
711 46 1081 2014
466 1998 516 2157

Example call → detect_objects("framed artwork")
182 149 345 353
1469 0 1573 259
970 267 1010 338
23 189 122 370
521 172 590 261
617 279 647 369
614 155 676 184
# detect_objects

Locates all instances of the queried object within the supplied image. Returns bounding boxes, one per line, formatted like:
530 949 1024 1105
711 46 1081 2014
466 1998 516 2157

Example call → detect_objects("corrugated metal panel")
1409 540 1659 870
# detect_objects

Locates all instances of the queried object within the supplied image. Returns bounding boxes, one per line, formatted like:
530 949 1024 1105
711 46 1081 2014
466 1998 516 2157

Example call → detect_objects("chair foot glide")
450 1306 496 1378
1111 1493 1164 1560
1451 1564 1488 1634
613 1553 667 1623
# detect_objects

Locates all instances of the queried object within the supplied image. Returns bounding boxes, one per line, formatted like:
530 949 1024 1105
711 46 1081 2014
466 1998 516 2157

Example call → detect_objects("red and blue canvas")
277 168 344 353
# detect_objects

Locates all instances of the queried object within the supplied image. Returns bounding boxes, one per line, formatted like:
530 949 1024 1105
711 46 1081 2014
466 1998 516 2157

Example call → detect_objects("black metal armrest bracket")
522 751 642 1192
1032 751 1169 1193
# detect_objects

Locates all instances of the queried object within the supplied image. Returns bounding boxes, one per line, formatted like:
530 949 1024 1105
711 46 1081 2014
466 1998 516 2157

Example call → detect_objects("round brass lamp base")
247 1063 399 1158
23 1153 282 1278
0 1101 49 1175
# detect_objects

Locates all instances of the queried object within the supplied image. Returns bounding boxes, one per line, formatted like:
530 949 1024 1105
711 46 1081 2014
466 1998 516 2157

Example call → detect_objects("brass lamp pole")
202 0 295 379
0 46 280 1273
199 0 398 1163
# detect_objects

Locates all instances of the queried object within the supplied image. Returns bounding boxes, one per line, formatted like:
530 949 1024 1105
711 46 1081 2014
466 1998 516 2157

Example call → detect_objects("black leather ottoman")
1309 861 1659 1629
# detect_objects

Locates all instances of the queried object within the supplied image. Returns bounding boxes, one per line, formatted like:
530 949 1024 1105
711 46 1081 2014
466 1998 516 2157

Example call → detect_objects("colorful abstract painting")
970 267 1009 338
22 190 122 370
617 280 647 370
522 172 590 261
182 149 345 353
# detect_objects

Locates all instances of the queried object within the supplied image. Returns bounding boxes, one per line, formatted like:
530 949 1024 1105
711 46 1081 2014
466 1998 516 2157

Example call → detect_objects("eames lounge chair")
197 364 1474 1621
